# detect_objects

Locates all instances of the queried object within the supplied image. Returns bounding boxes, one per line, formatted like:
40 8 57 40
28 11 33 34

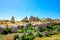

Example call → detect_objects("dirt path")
3 33 22 40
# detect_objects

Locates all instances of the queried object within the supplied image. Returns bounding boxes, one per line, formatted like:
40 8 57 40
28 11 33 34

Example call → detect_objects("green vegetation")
21 31 35 40
14 33 20 40
0 34 5 40
0 24 60 40
0 17 60 40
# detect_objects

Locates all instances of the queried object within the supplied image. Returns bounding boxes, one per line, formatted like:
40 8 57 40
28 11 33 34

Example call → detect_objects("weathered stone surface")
0 25 5 34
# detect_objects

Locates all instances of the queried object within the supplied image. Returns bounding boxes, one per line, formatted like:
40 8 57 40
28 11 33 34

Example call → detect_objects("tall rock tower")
11 16 15 23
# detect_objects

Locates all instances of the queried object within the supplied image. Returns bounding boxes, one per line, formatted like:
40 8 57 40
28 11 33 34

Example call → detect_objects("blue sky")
0 0 60 20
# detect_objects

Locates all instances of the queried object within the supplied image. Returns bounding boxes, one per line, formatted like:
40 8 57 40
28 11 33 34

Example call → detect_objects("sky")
0 0 60 20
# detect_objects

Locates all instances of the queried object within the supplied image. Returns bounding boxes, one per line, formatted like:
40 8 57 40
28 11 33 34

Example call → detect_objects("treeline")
0 16 60 24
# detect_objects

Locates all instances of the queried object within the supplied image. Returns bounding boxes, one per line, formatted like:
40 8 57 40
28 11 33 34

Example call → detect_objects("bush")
52 25 59 30
36 31 43 37
26 26 33 30
41 30 48 36
17 29 24 33
21 32 26 40
45 31 53 37
3 26 9 34
27 30 33 36
46 34 51 37
25 36 35 40
21 35 35 40
46 26 53 31
28 26 33 30
13 33 19 40
21 32 35 40
39 27 46 32
3 29 8 34
53 25 60 33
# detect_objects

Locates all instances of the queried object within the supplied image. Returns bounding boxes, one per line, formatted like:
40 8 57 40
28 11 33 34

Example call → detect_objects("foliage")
46 26 53 31
52 25 60 34
27 30 33 36
39 27 46 32
27 25 33 30
52 25 59 30
17 29 24 33
3 25 9 34
21 32 35 40
21 35 35 40
13 33 19 40
36 31 43 37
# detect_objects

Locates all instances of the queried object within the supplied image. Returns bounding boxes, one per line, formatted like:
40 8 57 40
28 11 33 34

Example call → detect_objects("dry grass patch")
4 33 23 40
1 33 60 40
34 34 60 40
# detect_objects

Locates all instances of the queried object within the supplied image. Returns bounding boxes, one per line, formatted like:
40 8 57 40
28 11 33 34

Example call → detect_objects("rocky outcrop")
0 25 5 34
8 25 18 33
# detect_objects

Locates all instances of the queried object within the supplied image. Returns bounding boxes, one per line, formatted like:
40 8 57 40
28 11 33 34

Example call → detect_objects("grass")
34 33 60 40
4 33 23 40
0 33 60 40
0 34 5 40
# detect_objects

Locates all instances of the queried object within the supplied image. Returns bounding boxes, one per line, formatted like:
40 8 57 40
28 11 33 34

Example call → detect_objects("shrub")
21 36 35 40
21 35 26 40
25 36 35 40
21 32 35 40
3 26 9 34
17 29 24 33
3 29 8 34
42 30 48 36
21 34 35 40
46 26 53 31
28 26 33 30
27 30 33 36
36 31 43 37
52 25 59 30
46 34 51 37
39 27 46 32
45 31 54 37
51 25 60 34
13 33 19 40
